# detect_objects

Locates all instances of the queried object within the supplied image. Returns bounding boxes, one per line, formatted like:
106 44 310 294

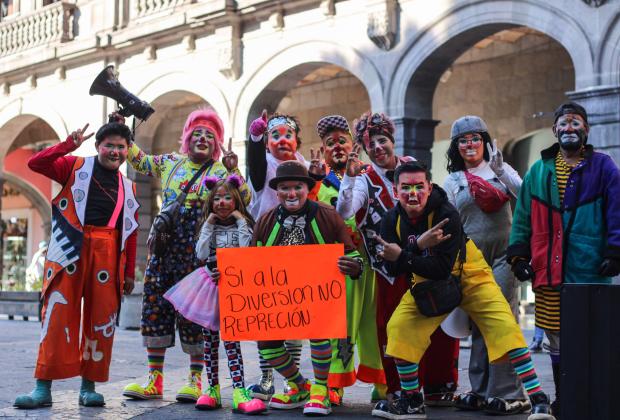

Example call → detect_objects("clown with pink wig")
122 109 250 404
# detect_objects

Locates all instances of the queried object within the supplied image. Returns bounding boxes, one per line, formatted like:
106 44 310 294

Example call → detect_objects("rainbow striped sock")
395 359 419 393
508 347 543 395
260 346 305 386
190 354 203 377
147 348 165 374
310 339 331 386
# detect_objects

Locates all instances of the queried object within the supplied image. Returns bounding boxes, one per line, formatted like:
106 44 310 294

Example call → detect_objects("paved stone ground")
0 316 553 419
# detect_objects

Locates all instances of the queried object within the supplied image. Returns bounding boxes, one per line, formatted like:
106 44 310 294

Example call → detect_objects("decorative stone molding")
130 0 193 19
367 0 398 50
320 0 336 16
144 45 157 61
216 25 242 80
182 34 196 52
582 0 607 7
0 1 76 57
55 66 66 80
27 75 37 89
1 82 9 96
269 10 284 30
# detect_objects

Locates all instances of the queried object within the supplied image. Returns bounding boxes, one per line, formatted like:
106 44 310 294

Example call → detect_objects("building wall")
275 73 369 157
1 0 619 278
433 33 575 144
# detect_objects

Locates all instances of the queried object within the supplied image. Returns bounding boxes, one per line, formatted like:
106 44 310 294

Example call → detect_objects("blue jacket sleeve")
602 156 620 259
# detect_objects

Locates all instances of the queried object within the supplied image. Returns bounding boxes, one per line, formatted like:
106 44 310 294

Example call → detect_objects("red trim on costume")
356 364 387 385
327 370 357 388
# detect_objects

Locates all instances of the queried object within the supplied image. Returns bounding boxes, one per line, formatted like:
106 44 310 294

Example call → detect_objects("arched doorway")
430 27 575 184
246 63 371 160
0 116 58 290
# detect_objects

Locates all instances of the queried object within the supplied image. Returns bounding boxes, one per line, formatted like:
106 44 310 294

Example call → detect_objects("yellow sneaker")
176 372 202 402
123 370 164 400
304 384 332 416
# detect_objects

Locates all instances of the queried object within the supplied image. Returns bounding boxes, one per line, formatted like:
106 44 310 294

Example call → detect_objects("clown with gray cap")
444 116 528 415
314 115 385 407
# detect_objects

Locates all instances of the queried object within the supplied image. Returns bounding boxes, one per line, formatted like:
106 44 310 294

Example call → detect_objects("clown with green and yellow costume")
312 115 385 405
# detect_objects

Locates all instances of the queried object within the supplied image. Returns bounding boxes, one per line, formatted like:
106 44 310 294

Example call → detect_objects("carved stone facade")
1 0 620 268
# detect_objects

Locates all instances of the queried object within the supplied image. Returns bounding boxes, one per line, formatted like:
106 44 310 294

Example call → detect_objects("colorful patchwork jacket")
507 143 620 288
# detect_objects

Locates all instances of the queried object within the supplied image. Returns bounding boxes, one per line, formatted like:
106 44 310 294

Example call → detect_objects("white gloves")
487 139 504 176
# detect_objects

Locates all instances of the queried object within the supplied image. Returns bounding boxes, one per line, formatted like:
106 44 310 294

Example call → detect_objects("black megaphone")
89 65 155 121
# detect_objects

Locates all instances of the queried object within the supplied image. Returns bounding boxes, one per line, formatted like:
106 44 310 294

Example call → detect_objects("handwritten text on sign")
217 244 346 341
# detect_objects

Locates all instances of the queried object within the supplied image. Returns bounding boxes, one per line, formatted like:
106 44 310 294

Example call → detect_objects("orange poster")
216 244 347 341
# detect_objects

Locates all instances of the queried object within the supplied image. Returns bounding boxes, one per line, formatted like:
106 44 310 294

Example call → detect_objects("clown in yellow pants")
387 240 526 365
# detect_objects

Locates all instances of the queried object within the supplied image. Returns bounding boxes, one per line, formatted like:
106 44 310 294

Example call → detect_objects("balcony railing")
130 0 194 19
0 1 76 58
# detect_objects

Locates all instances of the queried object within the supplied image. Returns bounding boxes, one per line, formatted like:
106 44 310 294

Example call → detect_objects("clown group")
15 100 619 420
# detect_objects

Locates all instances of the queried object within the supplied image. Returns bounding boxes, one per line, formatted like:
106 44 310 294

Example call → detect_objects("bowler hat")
269 161 316 190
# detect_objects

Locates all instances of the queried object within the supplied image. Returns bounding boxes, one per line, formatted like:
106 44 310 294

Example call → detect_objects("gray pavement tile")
0 318 552 419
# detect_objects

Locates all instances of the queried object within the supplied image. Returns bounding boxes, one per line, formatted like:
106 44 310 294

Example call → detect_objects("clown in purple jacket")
507 102 620 418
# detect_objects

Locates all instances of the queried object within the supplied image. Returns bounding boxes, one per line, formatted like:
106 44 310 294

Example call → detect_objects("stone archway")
243 63 371 158
233 40 383 145
0 114 60 286
386 1 589 166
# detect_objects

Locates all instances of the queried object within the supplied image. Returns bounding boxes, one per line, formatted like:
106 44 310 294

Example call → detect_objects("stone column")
568 85 620 165
392 117 439 167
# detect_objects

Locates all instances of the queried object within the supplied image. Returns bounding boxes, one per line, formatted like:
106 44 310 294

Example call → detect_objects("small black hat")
269 161 316 190
553 102 588 125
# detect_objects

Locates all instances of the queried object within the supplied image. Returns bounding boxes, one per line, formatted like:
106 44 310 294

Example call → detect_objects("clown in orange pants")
36 226 123 382
15 120 139 409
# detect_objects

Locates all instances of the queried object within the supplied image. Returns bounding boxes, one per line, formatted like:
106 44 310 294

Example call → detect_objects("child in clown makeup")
162 176 266 415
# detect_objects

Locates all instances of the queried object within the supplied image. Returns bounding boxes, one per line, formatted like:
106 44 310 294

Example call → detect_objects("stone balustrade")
0 1 76 58
130 0 194 19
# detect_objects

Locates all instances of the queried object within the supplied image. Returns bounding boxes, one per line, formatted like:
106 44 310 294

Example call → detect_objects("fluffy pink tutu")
163 266 219 330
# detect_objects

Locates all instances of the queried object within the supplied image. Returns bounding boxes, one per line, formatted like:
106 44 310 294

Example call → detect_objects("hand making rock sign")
375 218 452 262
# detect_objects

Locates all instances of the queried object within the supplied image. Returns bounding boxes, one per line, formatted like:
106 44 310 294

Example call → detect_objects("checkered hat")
316 115 351 139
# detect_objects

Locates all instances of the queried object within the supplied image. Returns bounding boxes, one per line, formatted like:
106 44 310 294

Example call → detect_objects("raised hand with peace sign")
222 137 239 171
308 147 326 178
345 143 364 177
70 123 94 148
486 138 505 176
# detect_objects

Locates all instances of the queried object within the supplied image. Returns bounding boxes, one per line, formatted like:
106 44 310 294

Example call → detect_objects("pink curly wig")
180 108 225 160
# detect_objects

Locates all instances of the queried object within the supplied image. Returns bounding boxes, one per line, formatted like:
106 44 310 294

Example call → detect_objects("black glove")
511 259 534 282
598 258 620 277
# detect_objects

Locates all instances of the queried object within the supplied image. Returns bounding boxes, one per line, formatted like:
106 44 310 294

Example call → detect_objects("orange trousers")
35 226 121 382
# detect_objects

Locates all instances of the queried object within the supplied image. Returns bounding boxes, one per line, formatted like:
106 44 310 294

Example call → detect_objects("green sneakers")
269 380 312 409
